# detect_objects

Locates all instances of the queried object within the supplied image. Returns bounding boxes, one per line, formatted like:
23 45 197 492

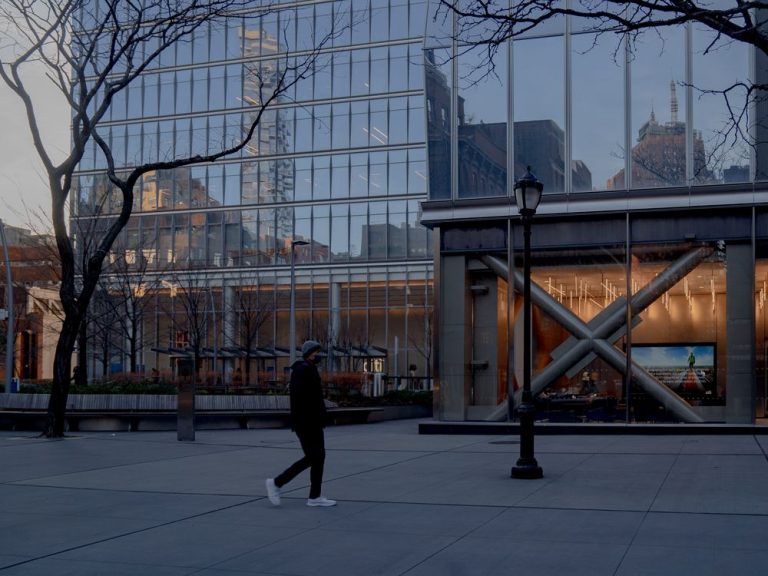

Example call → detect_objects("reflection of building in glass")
458 122 506 198
607 83 714 189
425 49 451 200
724 164 750 183
72 1 434 386
514 120 592 193
425 49 592 197
422 9 768 427
0 225 61 382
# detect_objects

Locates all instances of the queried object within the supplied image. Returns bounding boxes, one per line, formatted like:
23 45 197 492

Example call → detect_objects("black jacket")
289 359 326 430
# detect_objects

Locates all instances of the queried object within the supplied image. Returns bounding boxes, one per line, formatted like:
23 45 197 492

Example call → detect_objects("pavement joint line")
0 495 265 573
2 483 268 499
0 443 257 486
609 447 683 576
395 505 510 575
755 435 768 462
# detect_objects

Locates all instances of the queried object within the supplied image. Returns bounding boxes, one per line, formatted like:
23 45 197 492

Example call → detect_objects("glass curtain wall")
73 1 434 386
629 238 726 422
426 9 758 200
499 217 747 423
525 226 627 422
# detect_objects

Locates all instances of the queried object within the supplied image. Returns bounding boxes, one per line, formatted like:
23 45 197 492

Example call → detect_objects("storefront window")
630 239 725 422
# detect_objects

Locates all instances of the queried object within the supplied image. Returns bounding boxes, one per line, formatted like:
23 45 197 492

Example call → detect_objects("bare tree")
230 282 272 387
98 243 161 376
409 310 433 384
165 272 216 389
438 1 768 149
0 0 335 436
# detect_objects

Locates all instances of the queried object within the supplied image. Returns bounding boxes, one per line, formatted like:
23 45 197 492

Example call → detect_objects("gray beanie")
301 340 322 358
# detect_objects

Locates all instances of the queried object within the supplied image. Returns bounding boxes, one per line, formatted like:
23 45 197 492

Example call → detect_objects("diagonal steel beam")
481 246 712 423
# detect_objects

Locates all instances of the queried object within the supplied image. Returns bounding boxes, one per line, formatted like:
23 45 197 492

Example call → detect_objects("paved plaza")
1 419 767 575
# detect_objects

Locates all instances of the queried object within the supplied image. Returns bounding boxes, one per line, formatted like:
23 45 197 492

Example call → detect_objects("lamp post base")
511 460 543 479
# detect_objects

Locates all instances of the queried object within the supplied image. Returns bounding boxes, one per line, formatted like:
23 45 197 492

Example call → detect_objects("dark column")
439 255 472 420
726 243 755 423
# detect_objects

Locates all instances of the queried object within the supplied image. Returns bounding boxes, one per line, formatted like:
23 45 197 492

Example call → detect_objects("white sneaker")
265 478 281 506
306 496 337 507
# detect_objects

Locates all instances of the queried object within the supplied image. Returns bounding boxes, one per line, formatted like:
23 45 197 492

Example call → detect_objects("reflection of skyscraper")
608 82 714 189
425 49 451 199
240 25 293 245
425 49 591 197
513 120 591 193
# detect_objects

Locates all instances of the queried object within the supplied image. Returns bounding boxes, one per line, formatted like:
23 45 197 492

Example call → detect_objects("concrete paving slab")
0 435 236 484
0 420 766 575
56 519 303 569
0 557 32 571
211 527 456 576
633 512 768 550
326 502 504 537
0 558 193 575
404 537 628 576
471 507 645 545
0 513 157 557
516 453 676 511
615 545 768 576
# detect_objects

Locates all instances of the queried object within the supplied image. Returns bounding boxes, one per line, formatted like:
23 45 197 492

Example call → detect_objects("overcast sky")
0 62 69 231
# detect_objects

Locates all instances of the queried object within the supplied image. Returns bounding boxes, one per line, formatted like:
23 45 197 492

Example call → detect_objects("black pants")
274 427 325 499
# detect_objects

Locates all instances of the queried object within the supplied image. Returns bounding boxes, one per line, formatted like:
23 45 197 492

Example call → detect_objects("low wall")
0 393 387 432
0 393 294 411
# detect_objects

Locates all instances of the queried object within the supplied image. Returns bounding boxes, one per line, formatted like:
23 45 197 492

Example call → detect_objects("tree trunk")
43 314 80 437
76 321 88 386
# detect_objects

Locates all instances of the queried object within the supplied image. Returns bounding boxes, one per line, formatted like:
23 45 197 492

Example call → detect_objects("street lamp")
512 167 543 480
289 239 309 368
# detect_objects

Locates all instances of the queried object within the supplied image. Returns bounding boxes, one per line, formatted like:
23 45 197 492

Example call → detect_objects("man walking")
266 340 336 507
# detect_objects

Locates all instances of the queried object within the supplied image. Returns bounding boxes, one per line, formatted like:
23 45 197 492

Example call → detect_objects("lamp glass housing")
515 182 543 214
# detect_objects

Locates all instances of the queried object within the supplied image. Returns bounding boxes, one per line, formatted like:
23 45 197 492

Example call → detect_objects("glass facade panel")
629 28 686 189
390 44 408 92
425 47 452 199
458 44 507 198
257 208 276 264
630 238 726 420
331 154 350 198
368 201 388 260
572 33 623 192
314 104 331 152
295 157 312 202
350 101 369 148
313 205 330 263
390 150 407 194
513 36 565 194
332 102 350 149
389 201 407 258
350 153 368 197
350 203 366 260
331 204 349 261
370 47 388 94
351 49 369 96
693 25 751 184
369 152 387 196
73 1 432 384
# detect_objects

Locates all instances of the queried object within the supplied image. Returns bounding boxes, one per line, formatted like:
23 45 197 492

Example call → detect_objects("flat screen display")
631 344 716 394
